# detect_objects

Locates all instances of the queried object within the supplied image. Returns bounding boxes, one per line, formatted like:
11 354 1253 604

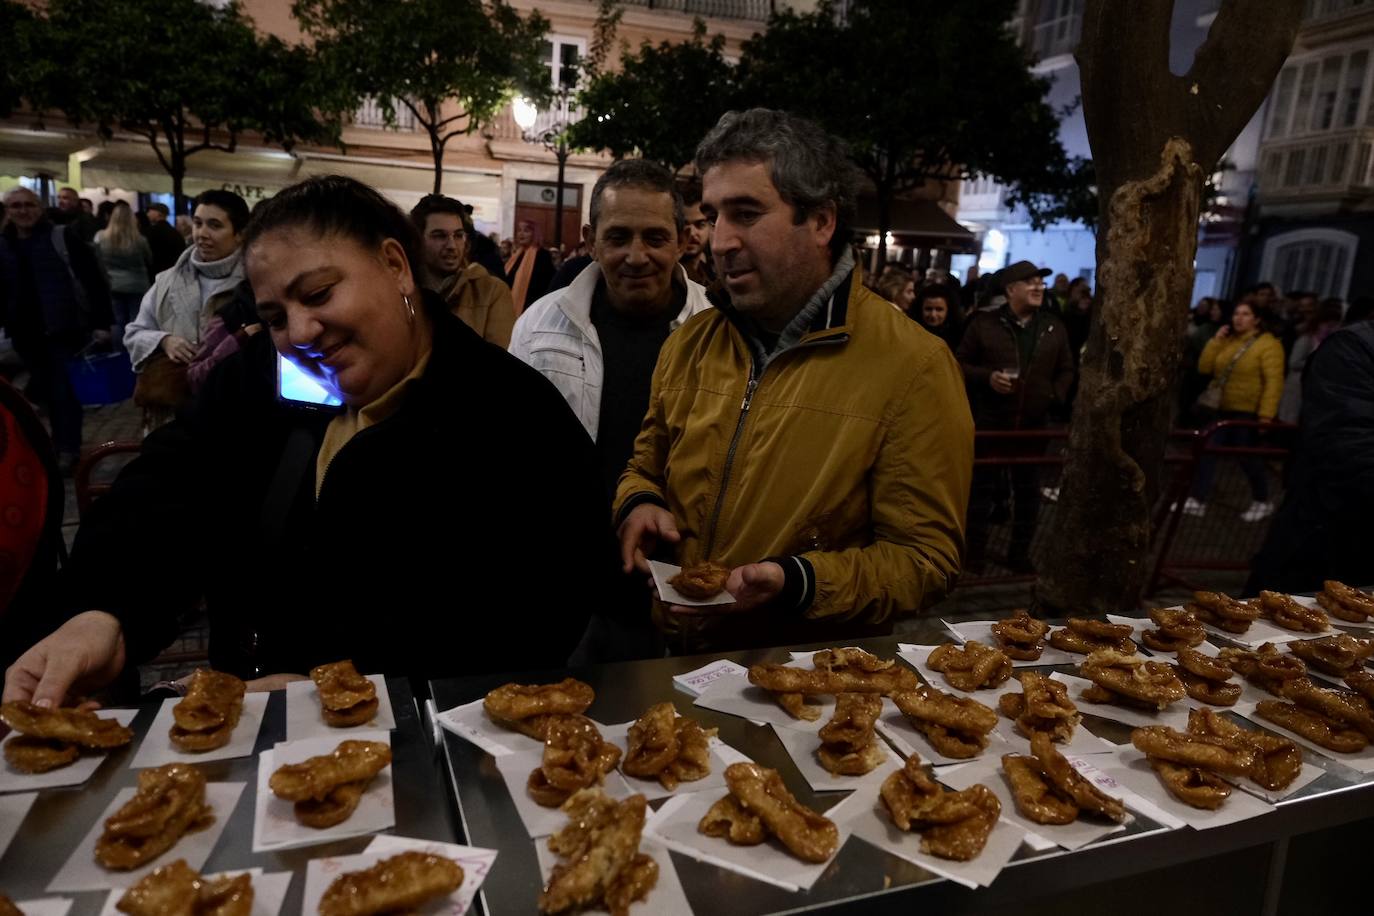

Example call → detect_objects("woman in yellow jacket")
1183 301 1286 521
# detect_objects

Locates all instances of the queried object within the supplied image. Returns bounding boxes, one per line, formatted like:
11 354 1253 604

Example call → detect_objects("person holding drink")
956 260 1075 573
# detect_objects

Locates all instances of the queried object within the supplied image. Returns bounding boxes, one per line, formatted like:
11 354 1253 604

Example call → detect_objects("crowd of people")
0 107 1371 708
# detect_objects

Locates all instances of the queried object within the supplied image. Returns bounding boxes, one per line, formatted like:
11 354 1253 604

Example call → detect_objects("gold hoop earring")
402 293 415 322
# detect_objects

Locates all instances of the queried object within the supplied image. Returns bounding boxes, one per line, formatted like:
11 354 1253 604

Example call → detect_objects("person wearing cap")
410 194 516 348
956 259 1074 573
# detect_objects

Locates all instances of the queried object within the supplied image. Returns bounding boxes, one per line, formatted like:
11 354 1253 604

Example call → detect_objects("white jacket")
509 262 712 441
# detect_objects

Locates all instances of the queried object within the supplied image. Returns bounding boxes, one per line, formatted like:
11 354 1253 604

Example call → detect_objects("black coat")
955 306 1074 429
64 299 615 683
1247 321 1374 594
145 221 187 276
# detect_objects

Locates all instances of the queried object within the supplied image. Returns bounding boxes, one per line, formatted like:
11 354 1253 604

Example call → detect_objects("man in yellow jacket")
614 109 974 653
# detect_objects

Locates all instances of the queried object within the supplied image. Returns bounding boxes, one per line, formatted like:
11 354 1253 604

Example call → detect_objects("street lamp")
513 87 575 252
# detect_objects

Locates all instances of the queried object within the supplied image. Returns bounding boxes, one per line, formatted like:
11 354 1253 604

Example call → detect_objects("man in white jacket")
510 159 711 501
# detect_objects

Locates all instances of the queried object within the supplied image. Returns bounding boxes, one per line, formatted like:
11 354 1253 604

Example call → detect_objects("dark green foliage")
295 0 552 193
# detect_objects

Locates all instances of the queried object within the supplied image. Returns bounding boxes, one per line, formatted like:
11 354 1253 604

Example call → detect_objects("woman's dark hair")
916 283 954 323
192 188 251 233
241 175 420 270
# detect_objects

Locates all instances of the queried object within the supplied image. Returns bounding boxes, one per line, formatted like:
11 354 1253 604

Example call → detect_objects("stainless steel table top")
0 678 457 913
431 617 1374 915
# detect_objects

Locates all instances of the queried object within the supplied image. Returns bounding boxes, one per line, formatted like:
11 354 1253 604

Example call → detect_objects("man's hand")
617 503 680 575
160 334 196 364
989 370 1015 395
3 611 126 708
666 561 785 617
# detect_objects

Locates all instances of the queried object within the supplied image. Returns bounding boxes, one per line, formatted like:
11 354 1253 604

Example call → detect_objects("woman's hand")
3 611 127 709
1213 325 1232 341
160 334 197 364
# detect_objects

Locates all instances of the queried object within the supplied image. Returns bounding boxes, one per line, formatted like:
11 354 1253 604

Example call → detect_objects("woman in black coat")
3 176 616 705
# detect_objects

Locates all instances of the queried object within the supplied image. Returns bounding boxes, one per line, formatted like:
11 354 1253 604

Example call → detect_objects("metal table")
0 678 457 913
431 618 1374 915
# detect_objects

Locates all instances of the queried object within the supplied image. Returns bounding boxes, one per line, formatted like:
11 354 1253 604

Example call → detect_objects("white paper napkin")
941 619 1077 667
1053 673 1194 731
46 782 246 892
937 753 1129 851
285 675 395 741
643 790 857 892
693 672 835 731
0 710 138 792
95 869 291 916
672 659 750 697
600 721 730 802
0 791 37 859
897 644 1020 697
533 836 692 915
875 705 1009 768
435 697 542 758
10 900 71 916
1231 699 1374 774
1096 748 1274 829
492 746 636 838
649 560 735 606
768 722 901 794
302 835 498 916
127 694 268 769
252 730 395 853
830 775 1026 889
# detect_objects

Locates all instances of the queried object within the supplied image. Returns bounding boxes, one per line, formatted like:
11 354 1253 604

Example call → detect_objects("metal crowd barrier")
956 419 1298 602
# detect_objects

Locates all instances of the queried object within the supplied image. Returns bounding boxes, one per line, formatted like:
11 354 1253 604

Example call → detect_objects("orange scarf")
505 244 538 316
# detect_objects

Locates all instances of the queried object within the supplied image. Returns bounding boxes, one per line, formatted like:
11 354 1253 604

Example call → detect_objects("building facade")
0 0 802 240
955 0 1257 303
1243 0 1374 302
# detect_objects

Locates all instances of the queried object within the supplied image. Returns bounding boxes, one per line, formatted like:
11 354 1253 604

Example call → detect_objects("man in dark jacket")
955 259 1074 572
0 187 113 471
1245 319 1374 594
143 202 186 275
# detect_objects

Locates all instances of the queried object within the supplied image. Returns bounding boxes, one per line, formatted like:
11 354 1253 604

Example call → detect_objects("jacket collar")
709 257 858 348
556 261 704 335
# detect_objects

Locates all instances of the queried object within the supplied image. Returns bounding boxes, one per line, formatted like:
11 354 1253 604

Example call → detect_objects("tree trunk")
1037 0 1302 613
172 157 186 216
430 129 445 195
876 190 891 274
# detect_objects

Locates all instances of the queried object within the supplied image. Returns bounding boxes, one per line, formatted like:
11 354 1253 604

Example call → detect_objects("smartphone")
277 352 343 409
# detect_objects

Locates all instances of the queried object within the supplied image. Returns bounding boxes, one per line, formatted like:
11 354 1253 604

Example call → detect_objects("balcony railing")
1259 128 1374 198
353 97 416 131
484 102 588 145
617 0 775 21
1031 14 1081 61
1304 0 1374 23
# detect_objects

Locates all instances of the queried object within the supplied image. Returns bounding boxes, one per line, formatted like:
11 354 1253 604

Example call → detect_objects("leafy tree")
736 0 1084 267
295 0 552 194
0 0 36 119
30 0 340 212
568 20 736 174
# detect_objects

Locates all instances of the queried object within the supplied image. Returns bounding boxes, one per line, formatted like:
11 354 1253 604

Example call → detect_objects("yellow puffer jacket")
1198 330 1285 419
614 269 974 650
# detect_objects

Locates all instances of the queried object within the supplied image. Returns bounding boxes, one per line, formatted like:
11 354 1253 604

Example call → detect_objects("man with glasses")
956 260 1074 574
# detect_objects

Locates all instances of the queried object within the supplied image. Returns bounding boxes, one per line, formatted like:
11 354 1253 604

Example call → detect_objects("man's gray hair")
694 108 858 259
589 158 685 234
